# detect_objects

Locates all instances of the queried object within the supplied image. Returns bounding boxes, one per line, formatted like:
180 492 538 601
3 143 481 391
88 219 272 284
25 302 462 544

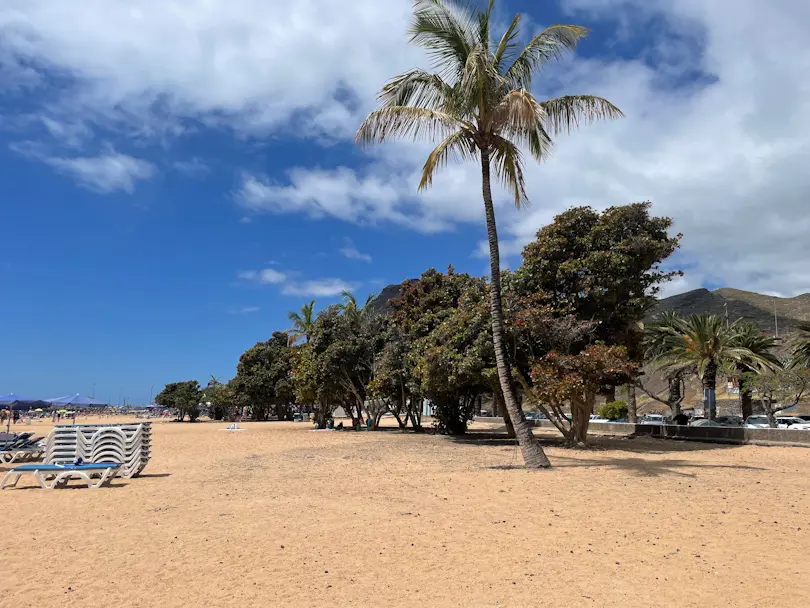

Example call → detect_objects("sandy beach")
1 416 809 607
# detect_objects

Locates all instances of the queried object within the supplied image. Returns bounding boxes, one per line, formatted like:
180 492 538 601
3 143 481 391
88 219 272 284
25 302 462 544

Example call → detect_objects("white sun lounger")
0 446 44 464
1 462 122 489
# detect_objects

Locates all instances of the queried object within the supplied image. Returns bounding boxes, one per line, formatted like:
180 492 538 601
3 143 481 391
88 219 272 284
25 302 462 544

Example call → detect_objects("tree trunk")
740 389 753 420
667 376 682 417
626 383 637 423
570 396 591 445
494 387 516 438
480 149 550 468
703 361 718 420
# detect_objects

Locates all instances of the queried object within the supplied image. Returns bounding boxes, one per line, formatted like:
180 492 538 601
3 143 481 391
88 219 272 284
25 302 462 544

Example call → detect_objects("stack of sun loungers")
43 422 151 478
0 432 45 464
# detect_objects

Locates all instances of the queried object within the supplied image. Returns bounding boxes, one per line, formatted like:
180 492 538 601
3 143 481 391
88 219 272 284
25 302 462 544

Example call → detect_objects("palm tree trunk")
667 376 682 417
480 149 550 468
626 383 637 423
703 361 718 420
736 365 753 420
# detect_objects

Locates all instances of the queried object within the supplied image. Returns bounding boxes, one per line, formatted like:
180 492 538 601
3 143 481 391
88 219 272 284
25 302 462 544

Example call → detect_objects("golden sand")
1 416 809 607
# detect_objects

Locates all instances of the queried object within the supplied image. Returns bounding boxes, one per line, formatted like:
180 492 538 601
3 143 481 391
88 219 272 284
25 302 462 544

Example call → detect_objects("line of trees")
157 202 685 445
640 312 810 427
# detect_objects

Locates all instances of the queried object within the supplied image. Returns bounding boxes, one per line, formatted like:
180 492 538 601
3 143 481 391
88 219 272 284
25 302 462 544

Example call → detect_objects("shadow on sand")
449 426 768 476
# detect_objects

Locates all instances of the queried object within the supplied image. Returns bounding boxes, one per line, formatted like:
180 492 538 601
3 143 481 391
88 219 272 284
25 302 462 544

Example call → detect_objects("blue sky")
1 0 808 403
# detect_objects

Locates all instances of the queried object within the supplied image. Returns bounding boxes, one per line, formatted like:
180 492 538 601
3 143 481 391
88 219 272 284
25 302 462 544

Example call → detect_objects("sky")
1 0 808 404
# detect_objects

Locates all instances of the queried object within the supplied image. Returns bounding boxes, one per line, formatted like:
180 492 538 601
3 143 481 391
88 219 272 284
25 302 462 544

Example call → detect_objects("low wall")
527 420 810 447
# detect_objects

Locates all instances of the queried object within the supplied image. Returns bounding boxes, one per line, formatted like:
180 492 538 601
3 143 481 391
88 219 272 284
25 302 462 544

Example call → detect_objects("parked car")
690 418 724 427
776 416 810 430
745 415 771 428
714 416 744 427
525 411 546 421
744 415 794 429
641 414 666 425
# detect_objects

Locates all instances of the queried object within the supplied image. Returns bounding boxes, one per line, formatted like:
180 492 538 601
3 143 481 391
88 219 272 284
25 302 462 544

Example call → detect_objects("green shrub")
598 400 628 421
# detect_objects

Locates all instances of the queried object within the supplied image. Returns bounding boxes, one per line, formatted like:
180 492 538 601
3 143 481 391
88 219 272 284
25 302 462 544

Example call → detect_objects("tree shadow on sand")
547 454 768 478
453 426 747 456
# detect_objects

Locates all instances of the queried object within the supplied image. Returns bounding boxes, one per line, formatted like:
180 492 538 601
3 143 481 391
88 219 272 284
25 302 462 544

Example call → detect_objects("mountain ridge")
372 283 810 333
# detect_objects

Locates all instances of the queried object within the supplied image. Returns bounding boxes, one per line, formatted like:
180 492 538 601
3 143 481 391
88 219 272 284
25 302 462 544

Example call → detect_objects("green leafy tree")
155 380 202 422
369 322 420 430
410 275 493 434
205 376 237 421
514 202 681 398
305 299 382 429
231 332 297 420
742 364 810 427
790 321 810 368
287 300 316 344
651 314 778 419
598 400 628 421
356 0 623 468
524 344 637 444
730 322 781 419
638 311 691 417
292 341 335 428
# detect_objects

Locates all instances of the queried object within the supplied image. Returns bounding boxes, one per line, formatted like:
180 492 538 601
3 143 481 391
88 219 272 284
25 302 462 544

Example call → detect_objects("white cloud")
281 279 357 298
236 0 810 296
229 305 260 314
237 268 286 284
4 0 810 296
237 267 356 297
0 0 422 141
173 157 209 178
339 238 372 263
238 216 252 224
46 151 155 193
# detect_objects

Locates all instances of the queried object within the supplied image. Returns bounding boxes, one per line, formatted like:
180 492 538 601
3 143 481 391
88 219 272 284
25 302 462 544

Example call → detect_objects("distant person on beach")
673 413 689 426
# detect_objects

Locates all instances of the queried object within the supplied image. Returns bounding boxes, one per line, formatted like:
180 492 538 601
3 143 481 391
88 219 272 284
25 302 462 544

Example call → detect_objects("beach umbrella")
0 393 48 407
46 394 109 407
0 394 49 432
34 408 43 412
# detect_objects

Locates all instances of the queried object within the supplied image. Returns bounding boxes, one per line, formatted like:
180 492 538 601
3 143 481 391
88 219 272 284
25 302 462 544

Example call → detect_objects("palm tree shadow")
549 455 768 478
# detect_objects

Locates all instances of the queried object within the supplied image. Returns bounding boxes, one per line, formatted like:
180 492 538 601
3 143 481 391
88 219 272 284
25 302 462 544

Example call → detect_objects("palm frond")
377 69 458 112
419 130 476 191
790 321 810 367
489 89 553 161
493 13 522 70
477 0 495 53
489 135 528 207
506 24 588 89
541 95 623 135
409 0 477 79
355 106 462 147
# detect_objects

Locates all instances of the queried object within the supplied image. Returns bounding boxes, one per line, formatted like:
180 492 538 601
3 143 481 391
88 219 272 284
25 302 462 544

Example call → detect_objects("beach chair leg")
93 468 116 488
34 471 52 489
1 471 21 489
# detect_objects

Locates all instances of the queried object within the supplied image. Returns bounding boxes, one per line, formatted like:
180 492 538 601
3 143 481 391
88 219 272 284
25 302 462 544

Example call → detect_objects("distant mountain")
652 288 810 333
372 282 810 334
369 283 404 314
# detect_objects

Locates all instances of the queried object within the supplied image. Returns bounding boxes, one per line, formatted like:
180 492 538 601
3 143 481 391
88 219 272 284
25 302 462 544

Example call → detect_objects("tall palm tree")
791 321 810 368
730 322 780 419
640 311 691 416
652 314 777 419
287 300 316 344
339 290 377 321
356 0 622 468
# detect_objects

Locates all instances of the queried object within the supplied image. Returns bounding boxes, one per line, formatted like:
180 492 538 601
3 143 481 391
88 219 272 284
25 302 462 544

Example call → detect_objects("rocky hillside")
374 283 810 333
652 288 810 333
